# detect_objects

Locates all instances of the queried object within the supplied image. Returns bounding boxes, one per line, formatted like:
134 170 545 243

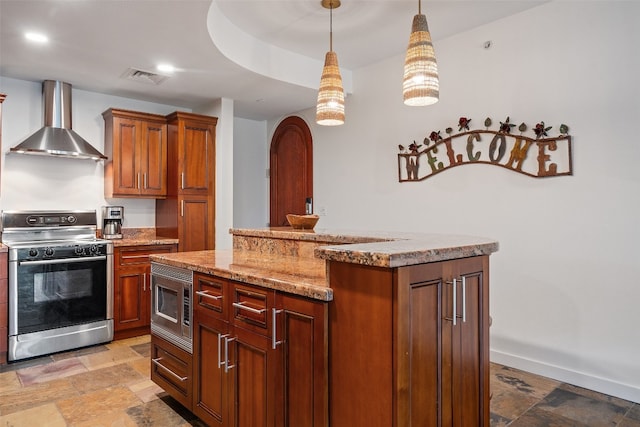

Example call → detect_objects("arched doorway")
269 116 313 227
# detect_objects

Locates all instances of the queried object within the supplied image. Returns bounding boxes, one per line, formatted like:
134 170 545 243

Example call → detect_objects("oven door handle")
18 256 107 266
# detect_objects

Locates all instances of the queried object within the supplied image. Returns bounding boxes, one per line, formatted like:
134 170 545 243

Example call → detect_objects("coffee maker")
102 206 124 239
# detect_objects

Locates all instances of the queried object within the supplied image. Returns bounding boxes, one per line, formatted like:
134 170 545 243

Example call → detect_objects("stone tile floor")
0 335 638 426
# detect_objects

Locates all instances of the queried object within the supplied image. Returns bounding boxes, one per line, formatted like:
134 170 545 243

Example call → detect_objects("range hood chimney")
9 80 107 161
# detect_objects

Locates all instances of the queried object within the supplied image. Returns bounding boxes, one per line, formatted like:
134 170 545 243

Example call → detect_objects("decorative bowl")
286 214 320 230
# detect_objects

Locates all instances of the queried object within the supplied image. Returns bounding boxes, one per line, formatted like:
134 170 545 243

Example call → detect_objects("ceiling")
0 0 546 121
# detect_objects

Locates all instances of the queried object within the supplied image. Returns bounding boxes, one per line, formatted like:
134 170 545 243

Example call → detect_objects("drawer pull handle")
152 357 187 382
218 333 229 369
461 276 466 323
196 290 223 301
272 308 284 349
232 301 266 315
121 254 151 260
224 336 236 373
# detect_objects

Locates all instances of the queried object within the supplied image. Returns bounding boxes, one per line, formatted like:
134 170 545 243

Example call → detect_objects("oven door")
9 255 111 336
151 271 192 353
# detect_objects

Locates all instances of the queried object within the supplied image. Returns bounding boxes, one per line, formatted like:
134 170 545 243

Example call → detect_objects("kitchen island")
150 227 498 427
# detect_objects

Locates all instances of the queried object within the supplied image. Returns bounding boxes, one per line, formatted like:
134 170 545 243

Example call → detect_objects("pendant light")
316 0 345 126
403 0 439 106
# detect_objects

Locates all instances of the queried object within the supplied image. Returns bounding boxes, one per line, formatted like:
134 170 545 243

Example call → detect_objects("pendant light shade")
316 0 345 126
403 1 439 106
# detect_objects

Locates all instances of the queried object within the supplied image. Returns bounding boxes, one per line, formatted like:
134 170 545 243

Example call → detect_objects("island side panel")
328 261 395 427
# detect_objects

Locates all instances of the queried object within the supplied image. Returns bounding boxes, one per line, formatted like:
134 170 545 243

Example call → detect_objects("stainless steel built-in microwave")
150 263 193 353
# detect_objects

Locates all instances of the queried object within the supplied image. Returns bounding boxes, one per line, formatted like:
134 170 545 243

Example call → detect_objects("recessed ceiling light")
156 64 175 73
25 32 48 43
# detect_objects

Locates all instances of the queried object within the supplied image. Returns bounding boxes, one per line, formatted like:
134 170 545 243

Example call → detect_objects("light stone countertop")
150 249 331 301
149 228 498 301
107 228 179 248
231 227 499 268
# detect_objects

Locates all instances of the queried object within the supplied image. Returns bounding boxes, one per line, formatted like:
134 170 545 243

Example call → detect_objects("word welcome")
398 131 573 182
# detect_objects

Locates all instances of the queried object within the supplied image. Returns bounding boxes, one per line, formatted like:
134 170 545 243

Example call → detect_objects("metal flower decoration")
408 141 422 154
499 116 515 134
429 130 443 143
458 117 471 131
533 121 552 139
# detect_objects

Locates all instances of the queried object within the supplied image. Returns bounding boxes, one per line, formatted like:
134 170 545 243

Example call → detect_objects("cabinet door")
114 267 148 331
396 262 443 427
442 256 489 427
179 195 214 252
179 118 215 194
114 245 177 337
140 120 167 196
277 294 328 427
193 311 230 427
112 117 140 196
231 325 279 427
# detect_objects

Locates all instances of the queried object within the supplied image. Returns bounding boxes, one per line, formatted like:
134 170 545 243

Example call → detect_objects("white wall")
233 117 268 228
195 98 235 250
0 77 187 226
0 77 236 249
277 2 640 402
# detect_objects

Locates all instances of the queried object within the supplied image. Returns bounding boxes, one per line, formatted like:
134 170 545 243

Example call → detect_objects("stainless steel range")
0 210 113 361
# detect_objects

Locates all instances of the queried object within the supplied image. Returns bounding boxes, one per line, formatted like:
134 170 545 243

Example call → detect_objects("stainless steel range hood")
9 80 107 161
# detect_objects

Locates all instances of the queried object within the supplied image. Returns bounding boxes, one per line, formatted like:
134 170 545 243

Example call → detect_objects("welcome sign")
398 117 573 182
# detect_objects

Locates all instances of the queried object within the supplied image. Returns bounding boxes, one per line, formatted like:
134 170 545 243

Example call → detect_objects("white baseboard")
490 349 640 404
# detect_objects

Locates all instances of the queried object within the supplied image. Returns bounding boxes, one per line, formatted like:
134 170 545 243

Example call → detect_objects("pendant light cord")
418 0 422 15
330 1 334 52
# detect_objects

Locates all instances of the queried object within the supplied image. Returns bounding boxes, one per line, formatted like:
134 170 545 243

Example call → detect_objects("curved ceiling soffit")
206 0 353 95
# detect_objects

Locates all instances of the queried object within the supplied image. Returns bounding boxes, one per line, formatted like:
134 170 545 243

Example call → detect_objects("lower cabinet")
151 334 193 409
328 255 490 427
113 244 177 339
191 272 328 427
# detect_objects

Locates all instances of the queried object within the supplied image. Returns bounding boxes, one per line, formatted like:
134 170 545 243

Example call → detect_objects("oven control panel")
13 242 110 261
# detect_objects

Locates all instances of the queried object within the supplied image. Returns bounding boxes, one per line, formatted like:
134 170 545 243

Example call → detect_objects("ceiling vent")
121 68 169 85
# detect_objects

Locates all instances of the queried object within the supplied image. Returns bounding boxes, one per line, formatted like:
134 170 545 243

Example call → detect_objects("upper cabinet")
156 112 217 252
103 109 168 198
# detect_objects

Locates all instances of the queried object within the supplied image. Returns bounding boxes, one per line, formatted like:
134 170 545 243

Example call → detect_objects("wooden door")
179 196 213 252
443 256 489 426
397 262 444 426
179 117 216 194
113 117 140 196
231 326 278 427
193 312 230 426
114 268 147 331
270 116 313 227
140 120 167 196
278 294 328 427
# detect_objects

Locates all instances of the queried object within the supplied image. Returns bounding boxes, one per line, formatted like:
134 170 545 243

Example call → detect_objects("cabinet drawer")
194 273 227 319
231 281 275 335
117 245 176 267
151 335 192 410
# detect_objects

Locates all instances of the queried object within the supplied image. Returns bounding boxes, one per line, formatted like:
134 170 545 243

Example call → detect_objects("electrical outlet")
318 206 327 216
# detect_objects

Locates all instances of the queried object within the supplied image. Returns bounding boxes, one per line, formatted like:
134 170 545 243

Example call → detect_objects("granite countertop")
107 228 179 247
150 249 331 301
149 228 498 301
231 227 499 268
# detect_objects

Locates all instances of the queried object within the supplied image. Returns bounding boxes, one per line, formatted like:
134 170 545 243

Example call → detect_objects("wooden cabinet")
192 272 328 427
0 250 8 365
113 244 176 339
156 112 217 252
103 109 168 198
328 256 490 427
151 334 193 409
